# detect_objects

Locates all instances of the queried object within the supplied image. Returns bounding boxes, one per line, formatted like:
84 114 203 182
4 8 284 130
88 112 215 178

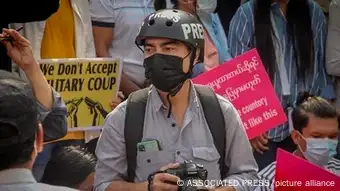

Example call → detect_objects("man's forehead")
305 116 338 132
145 38 183 46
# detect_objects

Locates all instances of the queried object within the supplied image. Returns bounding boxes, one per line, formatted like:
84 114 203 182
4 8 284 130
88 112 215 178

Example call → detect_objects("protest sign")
39 58 122 131
192 49 286 139
275 149 340 191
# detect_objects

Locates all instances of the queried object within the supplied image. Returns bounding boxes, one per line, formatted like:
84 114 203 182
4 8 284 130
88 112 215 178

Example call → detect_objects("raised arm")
0 28 67 142
90 0 141 96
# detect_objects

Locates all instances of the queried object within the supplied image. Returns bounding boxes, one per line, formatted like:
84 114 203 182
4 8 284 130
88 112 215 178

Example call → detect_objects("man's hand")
250 133 269 154
109 91 125 110
212 187 236 191
0 28 37 72
151 163 180 191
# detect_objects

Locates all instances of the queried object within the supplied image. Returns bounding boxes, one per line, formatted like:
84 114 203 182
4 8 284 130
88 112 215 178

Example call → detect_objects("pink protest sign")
192 49 286 139
275 149 340 191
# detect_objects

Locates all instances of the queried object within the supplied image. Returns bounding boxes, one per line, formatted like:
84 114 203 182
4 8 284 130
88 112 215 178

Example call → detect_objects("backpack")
124 84 227 182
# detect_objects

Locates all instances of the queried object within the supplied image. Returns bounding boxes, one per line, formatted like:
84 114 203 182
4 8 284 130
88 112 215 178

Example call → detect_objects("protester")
256 92 340 191
0 0 60 72
0 73 75 191
154 0 232 77
90 0 154 97
0 26 68 149
0 45 72 191
229 0 335 170
326 0 340 160
9 0 97 181
1 27 68 138
41 146 96 191
94 9 258 191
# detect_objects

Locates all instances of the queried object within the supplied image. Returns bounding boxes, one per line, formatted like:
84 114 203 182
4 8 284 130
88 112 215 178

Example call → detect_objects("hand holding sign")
250 133 269 154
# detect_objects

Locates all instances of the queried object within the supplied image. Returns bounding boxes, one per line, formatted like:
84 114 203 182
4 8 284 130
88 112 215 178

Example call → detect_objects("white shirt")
90 0 155 86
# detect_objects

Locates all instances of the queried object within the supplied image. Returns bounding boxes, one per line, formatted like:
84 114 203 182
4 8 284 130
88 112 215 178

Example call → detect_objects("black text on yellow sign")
39 59 121 130
40 61 118 92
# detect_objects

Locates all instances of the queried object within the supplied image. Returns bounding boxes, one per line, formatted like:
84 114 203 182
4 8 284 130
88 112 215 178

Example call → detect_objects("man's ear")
291 130 301 145
35 123 44 153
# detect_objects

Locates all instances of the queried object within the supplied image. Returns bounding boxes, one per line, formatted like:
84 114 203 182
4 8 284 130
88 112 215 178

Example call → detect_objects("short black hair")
0 70 38 171
41 146 97 189
0 135 36 171
292 91 338 132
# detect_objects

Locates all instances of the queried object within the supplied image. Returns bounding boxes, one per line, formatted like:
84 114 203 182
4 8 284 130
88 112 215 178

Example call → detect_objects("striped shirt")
255 157 340 191
228 0 335 142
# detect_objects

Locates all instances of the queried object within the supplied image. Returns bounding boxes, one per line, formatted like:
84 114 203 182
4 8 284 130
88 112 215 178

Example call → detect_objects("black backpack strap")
124 88 149 182
194 84 228 179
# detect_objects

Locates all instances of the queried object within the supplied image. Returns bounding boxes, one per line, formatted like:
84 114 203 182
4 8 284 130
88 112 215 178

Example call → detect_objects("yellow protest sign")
39 58 122 131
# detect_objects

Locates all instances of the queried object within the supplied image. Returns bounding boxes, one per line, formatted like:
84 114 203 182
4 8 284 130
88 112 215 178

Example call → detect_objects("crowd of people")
1 0 340 191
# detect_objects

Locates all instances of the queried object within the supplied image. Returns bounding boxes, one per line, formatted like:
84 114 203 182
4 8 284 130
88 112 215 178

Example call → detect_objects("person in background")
90 0 155 97
154 0 232 77
0 0 60 72
0 31 73 191
41 146 97 191
315 0 331 18
1 28 68 148
216 0 242 35
255 92 340 191
229 0 335 170
326 0 340 160
10 0 96 181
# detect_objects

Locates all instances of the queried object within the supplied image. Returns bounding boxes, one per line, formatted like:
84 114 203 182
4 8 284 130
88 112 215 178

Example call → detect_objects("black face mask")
144 54 191 93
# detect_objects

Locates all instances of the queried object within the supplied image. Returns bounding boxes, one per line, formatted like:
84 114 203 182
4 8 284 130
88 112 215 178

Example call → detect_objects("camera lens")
138 145 145 151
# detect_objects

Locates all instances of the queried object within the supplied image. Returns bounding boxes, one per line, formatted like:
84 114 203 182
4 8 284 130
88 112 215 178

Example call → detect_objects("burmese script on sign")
192 49 287 139
39 58 122 131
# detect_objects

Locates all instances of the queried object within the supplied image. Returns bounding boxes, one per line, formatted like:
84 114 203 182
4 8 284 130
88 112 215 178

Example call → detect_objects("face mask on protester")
298 134 338 167
196 0 217 14
143 53 191 93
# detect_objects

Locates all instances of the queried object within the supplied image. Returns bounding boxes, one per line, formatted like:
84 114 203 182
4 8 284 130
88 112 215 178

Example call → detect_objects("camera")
164 160 209 191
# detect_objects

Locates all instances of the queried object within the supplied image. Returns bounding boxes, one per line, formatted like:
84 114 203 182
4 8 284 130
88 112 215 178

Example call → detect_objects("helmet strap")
186 47 197 76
